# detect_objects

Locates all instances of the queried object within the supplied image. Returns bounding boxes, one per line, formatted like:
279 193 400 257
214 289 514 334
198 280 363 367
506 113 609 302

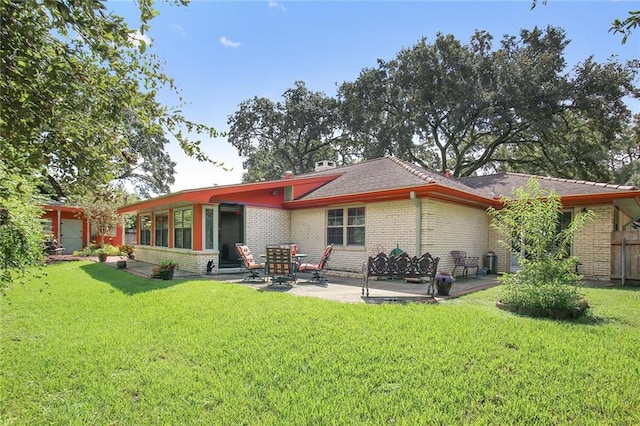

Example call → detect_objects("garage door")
62 219 83 253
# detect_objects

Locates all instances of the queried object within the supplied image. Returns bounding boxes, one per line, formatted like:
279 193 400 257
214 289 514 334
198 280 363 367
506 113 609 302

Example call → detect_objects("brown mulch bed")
46 254 88 264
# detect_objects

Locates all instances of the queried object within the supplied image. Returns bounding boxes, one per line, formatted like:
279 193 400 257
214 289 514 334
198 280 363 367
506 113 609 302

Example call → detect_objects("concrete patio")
98 257 500 304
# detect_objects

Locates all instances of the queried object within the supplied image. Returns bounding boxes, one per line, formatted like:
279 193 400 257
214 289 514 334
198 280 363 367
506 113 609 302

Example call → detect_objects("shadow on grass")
80 262 186 295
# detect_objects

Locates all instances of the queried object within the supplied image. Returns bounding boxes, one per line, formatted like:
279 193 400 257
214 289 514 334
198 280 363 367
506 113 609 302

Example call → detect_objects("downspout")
57 209 62 244
410 191 421 255
621 237 626 286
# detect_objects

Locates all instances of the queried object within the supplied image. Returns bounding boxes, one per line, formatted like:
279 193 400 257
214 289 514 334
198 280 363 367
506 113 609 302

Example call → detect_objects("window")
174 209 192 249
327 209 344 245
327 207 365 246
204 207 216 250
154 212 169 247
140 215 151 246
557 211 573 256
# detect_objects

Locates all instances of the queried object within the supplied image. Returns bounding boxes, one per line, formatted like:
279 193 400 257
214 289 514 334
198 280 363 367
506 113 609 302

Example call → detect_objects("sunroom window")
140 215 151 246
154 212 169 247
174 209 192 249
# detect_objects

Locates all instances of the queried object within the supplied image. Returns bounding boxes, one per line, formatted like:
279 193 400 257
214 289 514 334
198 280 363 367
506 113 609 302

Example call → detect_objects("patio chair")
235 243 265 282
265 246 296 287
278 243 300 270
451 250 479 279
298 243 333 282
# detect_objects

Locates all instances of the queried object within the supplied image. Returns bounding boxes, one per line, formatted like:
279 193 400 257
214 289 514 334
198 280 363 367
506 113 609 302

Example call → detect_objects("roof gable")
294 156 485 201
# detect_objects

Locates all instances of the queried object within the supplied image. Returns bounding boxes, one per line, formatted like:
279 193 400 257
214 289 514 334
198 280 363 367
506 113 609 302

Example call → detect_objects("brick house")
117 156 640 281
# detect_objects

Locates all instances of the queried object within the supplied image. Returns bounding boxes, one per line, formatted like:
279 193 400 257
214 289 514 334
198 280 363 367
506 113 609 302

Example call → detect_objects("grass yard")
1 261 639 425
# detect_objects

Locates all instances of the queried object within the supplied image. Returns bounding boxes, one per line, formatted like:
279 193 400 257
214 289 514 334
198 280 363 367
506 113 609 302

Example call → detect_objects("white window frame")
326 206 366 247
154 211 169 248
173 208 193 249
139 214 152 246
202 205 219 251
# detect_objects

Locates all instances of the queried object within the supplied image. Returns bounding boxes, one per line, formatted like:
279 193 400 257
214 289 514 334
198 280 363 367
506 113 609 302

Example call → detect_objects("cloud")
220 36 241 48
172 24 187 37
128 30 151 47
268 0 286 11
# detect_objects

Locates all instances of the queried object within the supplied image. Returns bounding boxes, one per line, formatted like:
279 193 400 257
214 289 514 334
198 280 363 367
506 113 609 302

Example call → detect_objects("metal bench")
362 252 439 297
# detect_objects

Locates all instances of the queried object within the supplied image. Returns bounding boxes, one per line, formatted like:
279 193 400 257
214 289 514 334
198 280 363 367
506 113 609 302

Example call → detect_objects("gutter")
410 191 421 255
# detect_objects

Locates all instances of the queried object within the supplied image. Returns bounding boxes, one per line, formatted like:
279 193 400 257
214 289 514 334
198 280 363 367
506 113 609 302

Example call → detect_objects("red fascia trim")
284 184 499 209
558 192 640 207
117 174 339 214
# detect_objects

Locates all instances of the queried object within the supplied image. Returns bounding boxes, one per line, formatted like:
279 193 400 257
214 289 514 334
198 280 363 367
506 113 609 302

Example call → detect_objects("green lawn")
2 261 639 425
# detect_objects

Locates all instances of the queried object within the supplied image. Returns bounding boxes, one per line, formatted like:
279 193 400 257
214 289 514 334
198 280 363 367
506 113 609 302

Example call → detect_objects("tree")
337 28 638 180
0 166 47 292
494 57 639 183
227 82 343 182
338 65 420 162
0 0 216 288
114 110 177 198
531 1 639 44
610 10 640 44
75 185 132 247
611 113 640 187
0 0 218 198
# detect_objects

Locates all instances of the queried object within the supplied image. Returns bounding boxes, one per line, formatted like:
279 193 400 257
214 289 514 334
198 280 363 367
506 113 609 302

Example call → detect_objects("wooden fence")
611 230 640 284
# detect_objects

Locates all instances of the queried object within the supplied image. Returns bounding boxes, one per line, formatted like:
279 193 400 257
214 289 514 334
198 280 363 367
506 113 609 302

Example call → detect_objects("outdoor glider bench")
450 250 479 279
362 252 439 297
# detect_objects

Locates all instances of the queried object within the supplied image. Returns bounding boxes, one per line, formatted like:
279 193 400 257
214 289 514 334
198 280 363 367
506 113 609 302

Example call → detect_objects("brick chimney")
315 160 337 172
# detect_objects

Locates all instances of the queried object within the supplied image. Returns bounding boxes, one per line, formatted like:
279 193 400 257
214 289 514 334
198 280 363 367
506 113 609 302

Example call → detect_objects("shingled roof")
289 157 640 217
460 172 638 199
296 156 486 201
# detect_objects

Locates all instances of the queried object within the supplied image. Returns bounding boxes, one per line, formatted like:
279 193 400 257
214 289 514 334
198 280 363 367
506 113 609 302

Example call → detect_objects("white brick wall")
366 200 417 256
573 205 613 280
422 199 489 276
290 198 489 276
134 246 217 274
245 207 290 251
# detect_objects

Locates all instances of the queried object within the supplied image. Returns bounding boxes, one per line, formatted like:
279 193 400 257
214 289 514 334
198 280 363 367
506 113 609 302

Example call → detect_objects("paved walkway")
48 255 618 303
95 257 500 304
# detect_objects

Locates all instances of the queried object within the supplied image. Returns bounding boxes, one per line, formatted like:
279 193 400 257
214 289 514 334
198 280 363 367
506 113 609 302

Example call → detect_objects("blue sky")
108 1 639 192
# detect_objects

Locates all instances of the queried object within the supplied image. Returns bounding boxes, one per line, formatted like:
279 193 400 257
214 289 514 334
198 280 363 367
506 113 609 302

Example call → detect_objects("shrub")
159 259 177 270
498 258 585 311
488 179 594 316
73 243 120 257
117 244 134 257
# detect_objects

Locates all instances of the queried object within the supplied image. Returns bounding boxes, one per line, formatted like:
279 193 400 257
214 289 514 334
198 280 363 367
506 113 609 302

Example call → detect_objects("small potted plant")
118 244 135 260
96 248 108 263
159 260 177 280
